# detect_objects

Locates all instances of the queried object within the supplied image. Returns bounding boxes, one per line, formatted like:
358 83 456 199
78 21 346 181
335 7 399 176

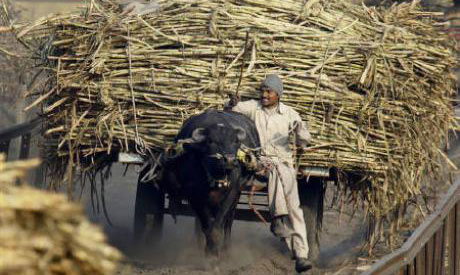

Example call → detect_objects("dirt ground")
80 167 369 275
76 133 460 275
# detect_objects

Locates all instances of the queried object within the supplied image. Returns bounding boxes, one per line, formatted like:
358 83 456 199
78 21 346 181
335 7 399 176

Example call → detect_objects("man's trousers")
268 162 309 259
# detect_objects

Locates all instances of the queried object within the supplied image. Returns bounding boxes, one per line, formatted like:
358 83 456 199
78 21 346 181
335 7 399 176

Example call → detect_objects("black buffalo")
135 110 260 256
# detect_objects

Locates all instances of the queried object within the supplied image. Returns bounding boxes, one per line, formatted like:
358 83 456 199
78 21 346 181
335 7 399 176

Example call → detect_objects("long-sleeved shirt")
231 99 311 167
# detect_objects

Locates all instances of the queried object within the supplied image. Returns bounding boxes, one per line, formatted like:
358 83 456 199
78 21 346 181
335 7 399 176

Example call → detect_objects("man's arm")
292 112 311 148
224 96 257 119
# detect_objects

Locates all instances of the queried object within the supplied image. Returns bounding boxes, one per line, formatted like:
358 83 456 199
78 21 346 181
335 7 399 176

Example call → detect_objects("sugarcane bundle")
0 154 121 275
10 0 457 217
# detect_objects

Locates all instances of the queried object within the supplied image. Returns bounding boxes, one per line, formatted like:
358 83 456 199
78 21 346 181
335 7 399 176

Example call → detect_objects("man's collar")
257 101 287 114
278 103 288 114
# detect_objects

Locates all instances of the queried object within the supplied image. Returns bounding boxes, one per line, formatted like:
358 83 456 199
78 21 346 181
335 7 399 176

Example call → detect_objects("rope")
248 180 268 225
140 151 163 183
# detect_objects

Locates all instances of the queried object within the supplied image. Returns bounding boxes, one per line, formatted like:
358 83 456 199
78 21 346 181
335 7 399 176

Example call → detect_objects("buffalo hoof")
205 247 219 257
202 256 220 272
205 240 220 258
205 230 224 256
295 258 313 273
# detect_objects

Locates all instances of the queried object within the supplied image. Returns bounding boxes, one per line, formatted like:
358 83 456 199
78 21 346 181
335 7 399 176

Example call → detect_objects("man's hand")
296 146 306 155
228 94 240 108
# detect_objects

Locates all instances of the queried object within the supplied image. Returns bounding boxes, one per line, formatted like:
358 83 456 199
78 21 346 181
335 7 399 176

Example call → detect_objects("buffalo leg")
223 197 238 250
207 225 224 257
191 201 219 256
209 173 243 254
298 177 326 261
194 217 206 248
134 176 165 245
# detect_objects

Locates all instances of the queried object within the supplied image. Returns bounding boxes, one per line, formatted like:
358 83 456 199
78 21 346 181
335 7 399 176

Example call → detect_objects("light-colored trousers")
268 162 309 259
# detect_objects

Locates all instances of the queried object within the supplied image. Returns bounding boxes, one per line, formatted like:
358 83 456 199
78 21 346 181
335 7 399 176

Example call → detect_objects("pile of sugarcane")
10 0 457 217
0 154 121 275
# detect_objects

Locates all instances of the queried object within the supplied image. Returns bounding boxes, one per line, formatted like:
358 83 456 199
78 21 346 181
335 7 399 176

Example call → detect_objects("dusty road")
79 165 371 275
75 134 460 275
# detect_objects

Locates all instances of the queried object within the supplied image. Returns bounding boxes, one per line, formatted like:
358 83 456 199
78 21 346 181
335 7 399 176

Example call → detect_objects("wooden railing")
364 179 460 275
0 117 41 160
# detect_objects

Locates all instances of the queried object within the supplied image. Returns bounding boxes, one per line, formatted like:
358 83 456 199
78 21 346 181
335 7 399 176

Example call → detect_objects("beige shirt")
232 100 311 166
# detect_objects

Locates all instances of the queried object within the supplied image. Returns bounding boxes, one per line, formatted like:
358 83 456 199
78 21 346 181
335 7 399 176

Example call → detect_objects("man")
226 74 313 273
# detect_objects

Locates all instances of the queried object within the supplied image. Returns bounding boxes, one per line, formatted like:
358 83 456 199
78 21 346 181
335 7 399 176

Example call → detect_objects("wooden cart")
119 152 331 259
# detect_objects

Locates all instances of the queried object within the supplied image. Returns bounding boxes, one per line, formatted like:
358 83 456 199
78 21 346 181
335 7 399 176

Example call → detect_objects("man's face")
260 86 279 108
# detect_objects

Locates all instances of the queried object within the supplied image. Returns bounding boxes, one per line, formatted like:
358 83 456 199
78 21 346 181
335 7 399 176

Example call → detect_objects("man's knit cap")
260 74 283 97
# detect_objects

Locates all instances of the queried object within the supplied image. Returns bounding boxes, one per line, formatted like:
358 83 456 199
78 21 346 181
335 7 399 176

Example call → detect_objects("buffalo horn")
234 126 246 141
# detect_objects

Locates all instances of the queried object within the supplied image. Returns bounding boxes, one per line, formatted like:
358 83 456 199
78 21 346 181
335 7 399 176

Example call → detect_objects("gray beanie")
260 74 283 97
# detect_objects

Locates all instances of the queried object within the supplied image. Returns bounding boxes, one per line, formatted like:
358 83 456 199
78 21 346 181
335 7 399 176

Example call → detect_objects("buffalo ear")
234 126 246 141
192 128 207 143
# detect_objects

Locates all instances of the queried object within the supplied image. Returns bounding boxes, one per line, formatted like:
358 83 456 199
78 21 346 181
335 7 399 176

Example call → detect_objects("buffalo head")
186 123 246 183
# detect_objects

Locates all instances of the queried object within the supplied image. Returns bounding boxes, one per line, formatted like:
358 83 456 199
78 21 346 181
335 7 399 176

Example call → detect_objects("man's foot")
295 258 313 273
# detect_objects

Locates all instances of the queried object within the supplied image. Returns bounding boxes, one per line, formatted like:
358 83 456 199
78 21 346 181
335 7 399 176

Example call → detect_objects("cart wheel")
134 171 165 246
194 217 205 248
298 177 326 261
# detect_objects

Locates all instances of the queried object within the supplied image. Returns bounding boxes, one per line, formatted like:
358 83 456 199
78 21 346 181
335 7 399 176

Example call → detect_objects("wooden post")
34 162 44 189
0 140 11 160
399 265 407 275
19 133 31 160
415 247 426 275
449 207 456 275
456 203 460 275
426 239 434 275
408 261 415 275
441 220 449 275
433 229 442 275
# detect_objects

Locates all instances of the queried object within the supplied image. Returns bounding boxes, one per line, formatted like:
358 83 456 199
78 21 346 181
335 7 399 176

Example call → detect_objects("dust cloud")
78 163 294 274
